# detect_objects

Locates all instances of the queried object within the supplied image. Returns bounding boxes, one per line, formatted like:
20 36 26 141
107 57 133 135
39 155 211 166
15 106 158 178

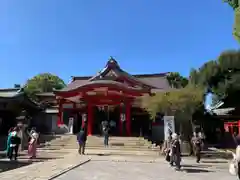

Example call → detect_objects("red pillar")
119 104 123 136
126 102 131 136
57 99 63 126
230 123 233 134
87 103 93 136
238 121 240 135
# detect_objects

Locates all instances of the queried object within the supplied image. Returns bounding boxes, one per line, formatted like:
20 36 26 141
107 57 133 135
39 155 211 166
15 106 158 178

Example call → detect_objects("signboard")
68 117 74 134
163 116 175 140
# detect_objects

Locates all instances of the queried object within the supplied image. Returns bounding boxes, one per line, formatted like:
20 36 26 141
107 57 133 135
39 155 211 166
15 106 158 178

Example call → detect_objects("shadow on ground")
0 160 33 173
201 160 228 164
19 156 62 161
183 168 213 173
0 156 62 173
86 153 111 156
182 164 211 168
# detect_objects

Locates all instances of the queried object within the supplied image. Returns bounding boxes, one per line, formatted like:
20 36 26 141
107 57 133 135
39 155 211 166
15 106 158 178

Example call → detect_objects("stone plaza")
55 155 234 180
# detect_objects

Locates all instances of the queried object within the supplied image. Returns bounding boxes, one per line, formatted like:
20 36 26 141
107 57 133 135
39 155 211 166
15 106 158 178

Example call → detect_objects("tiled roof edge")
71 72 169 81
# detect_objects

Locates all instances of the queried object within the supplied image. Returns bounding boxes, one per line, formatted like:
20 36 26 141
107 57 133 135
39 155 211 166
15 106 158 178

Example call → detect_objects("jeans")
104 134 109 146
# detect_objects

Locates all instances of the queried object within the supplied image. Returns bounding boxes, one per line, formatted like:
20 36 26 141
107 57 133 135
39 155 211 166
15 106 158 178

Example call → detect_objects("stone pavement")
0 149 90 180
55 155 235 180
0 147 236 180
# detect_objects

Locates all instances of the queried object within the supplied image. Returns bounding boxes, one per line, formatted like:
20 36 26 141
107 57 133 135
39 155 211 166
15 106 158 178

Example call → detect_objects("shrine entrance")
92 106 121 135
54 59 154 136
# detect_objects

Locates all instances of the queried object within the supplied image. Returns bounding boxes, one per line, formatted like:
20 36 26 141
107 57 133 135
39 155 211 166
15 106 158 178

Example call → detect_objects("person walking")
28 128 39 159
6 127 14 158
102 121 109 147
192 133 202 163
77 127 87 155
162 134 173 165
233 144 240 179
8 127 21 160
171 133 181 170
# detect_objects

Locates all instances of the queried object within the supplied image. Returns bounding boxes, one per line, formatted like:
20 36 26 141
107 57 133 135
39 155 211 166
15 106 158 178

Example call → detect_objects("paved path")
0 149 90 180
55 155 235 180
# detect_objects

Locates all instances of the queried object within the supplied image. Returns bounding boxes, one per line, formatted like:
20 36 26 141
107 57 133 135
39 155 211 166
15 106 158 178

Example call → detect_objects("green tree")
224 0 240 42
142 85 204 140
166 72 188 88
24 73 66 95
189 50 240 102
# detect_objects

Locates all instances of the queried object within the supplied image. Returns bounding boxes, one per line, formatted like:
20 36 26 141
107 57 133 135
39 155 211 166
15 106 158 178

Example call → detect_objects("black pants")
173 155 181 169
78 142 86 155
238 162 240 179
9 145 19 160
196 151 201 163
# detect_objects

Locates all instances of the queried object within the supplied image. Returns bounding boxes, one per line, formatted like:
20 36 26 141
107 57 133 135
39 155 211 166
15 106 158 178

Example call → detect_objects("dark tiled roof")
57 59 171 92
0 88 23 98
65 74 171 92
136 75 170 90
0 88 41 109
56 80 147 93
0 88 21 92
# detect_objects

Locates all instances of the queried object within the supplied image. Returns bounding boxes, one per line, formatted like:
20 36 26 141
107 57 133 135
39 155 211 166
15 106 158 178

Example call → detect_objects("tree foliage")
224 0 240 42
224 0 239 9
24 73 66 95
142 85 204 118
166 72 188 88
189 50 240 102
142 85 204 139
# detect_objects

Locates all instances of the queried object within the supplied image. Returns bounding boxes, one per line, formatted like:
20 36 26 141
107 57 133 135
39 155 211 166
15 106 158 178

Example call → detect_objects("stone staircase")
39 135 233 158
43 135 160 156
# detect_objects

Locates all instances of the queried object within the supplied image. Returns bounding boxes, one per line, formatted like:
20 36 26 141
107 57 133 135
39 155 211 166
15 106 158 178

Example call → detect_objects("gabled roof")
55 58 171 93
0 88 23 98
0 88 41 109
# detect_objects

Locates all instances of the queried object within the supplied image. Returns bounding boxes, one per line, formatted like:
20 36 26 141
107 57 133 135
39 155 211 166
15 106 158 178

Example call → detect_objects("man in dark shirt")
77 127 87 155
102 120 109 147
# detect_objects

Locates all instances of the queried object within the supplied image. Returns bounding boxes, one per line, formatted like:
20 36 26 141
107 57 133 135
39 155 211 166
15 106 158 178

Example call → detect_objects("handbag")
166 153 170 162
229 160 237 175
165 149 171 162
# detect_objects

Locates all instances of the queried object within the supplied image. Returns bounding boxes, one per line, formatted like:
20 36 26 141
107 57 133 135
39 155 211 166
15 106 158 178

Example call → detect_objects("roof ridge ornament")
107 56 119 68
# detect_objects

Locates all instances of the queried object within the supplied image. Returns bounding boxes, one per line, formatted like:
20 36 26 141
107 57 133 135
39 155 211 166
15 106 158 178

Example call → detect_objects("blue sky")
0 0 239 88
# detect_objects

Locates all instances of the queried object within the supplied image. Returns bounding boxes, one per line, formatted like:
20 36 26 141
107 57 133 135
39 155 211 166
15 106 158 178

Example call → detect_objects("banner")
164 116 175 140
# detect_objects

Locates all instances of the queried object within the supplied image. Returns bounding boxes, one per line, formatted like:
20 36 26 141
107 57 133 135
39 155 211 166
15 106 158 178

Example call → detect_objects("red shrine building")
53 58 171 136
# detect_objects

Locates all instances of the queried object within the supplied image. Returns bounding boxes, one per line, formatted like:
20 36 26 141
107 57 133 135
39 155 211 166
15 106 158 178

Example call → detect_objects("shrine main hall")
53 58 171 136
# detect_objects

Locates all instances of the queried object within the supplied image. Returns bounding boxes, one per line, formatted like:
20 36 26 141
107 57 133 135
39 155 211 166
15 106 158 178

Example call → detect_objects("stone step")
85 149 160 156
50 139 152 144
46 145 159 151
49 143 152 148
48 143 158 149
